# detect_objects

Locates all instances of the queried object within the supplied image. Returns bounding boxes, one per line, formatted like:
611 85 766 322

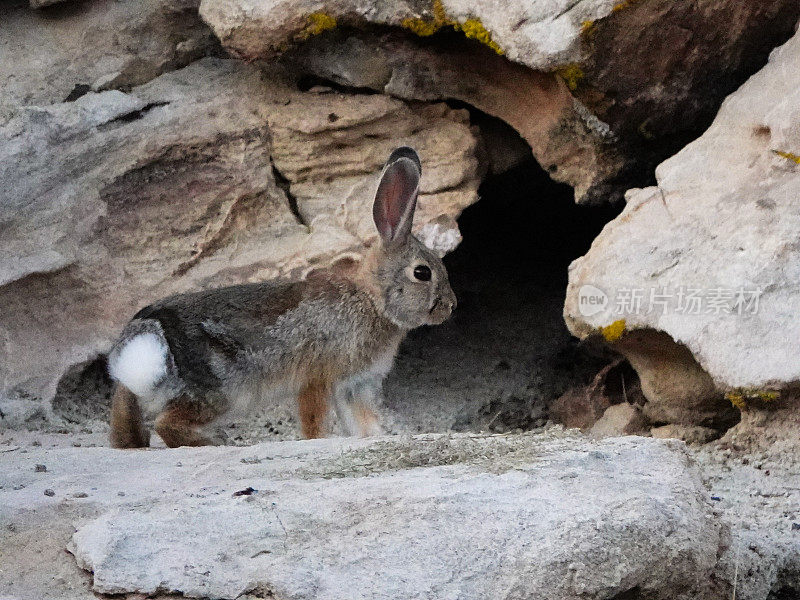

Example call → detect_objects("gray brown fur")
108 147 457 448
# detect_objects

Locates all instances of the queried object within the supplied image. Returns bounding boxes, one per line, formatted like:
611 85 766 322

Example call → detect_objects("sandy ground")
692 406 800 599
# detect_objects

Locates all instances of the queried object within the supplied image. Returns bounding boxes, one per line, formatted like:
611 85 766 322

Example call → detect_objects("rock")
651 424 719 445
616 331 738 428
0 433 720 599
2 0 218 107
692 393 800 599
549 384 609 431
0 58 482 404
574 0 800 184
200 0 800 202
590 402 649 437
549 359 643 430
266 90 482 254
470 111 532 175
0 395 49 431
198 0 619 69
280 31 623 202
564 29 800 420
716 393 800 453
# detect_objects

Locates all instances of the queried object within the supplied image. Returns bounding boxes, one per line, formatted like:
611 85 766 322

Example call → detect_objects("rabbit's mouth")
427 296 455 324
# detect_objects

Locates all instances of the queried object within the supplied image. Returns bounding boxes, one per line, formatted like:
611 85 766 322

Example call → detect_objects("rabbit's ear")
373 147 421 247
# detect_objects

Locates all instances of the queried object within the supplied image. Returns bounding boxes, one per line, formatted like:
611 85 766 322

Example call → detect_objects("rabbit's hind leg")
109 384 151 449
154 395 223 448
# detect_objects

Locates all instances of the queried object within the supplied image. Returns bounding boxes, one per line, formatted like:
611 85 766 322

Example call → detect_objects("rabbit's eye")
413 265 432 281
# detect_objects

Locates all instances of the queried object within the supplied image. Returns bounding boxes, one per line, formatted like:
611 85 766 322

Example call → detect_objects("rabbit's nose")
439 295 456 314
443 290 457 312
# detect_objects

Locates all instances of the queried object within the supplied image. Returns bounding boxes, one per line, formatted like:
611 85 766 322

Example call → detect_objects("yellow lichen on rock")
401 0 447 37
459 19 504 54
432 0 449 23
580 20 596 36
400 0 504 54
296 12 337 41
401 17 442 37
599 319 626 342
725 388 781 410
725 391 746 410
612 0 640 13
555 64 584 91
773 150 800 164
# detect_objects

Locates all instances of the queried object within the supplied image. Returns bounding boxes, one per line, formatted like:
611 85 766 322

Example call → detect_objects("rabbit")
107 147 457 448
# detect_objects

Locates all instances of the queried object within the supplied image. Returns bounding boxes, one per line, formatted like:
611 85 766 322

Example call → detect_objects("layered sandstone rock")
199 0 800 202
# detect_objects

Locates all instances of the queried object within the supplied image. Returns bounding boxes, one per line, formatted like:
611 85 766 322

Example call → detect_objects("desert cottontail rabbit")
107 147 457 448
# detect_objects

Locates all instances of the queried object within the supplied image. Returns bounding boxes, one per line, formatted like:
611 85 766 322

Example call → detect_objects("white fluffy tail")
108 333 169 398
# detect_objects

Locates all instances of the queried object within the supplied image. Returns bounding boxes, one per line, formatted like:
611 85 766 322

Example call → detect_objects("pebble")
72 492 89 498
44 489 55 497
34 464 47 472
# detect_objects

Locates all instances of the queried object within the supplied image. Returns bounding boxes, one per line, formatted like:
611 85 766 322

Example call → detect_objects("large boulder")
0 433 721 599
564 29 800 421
0 57 482 403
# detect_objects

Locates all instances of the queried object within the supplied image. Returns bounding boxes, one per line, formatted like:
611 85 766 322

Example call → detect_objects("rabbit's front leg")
334 373 385 437
297 377 332 439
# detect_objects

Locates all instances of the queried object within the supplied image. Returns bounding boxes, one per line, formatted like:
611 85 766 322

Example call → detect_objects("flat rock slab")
1 433 719 599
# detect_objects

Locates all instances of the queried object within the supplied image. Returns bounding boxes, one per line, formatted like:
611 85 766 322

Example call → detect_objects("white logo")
578 285 608 317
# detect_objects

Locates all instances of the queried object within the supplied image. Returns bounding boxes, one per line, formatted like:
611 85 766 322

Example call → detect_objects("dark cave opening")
384 155 624 434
